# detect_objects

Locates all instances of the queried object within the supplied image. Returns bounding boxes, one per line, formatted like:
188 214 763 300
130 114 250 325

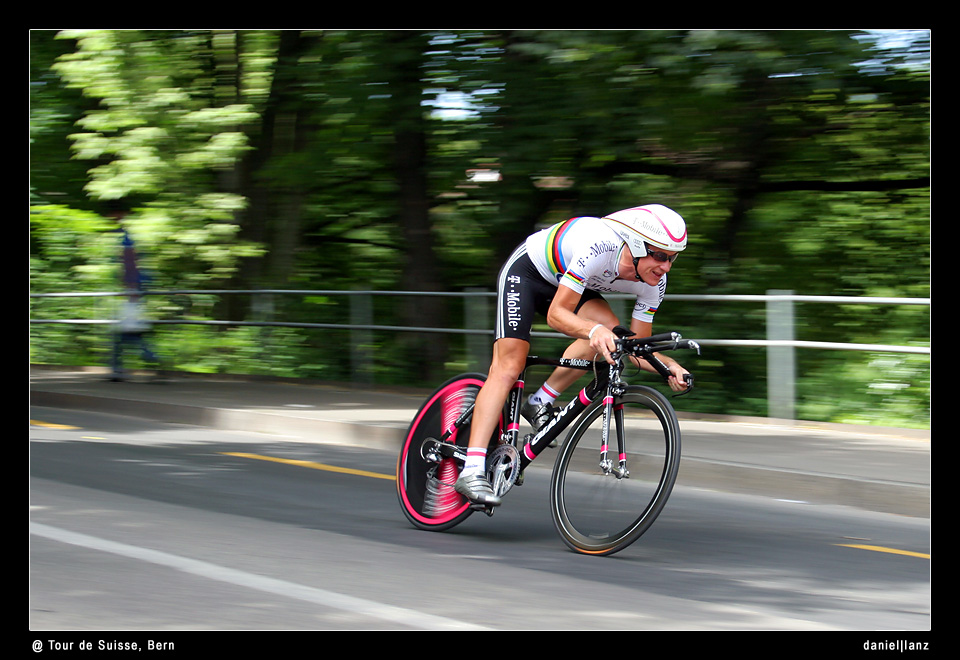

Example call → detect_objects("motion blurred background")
29 29 930 429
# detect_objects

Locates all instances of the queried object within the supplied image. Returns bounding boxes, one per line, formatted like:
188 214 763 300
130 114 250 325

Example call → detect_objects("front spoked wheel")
550 386 681 556
397 373 501 532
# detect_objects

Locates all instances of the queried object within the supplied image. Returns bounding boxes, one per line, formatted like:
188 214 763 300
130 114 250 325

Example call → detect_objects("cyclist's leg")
456 338 529 505
467 339 529 453
456 243 543 505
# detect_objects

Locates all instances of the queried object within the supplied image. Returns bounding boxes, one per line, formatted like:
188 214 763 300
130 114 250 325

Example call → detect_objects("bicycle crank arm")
420 437 467 464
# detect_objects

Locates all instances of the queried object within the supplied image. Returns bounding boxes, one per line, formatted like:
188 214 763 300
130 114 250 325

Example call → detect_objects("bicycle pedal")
469 503 496 517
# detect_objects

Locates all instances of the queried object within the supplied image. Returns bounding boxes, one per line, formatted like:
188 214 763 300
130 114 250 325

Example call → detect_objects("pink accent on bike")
400 377 491 526
440 382 474 441
579 389 591 406
434 458 461 517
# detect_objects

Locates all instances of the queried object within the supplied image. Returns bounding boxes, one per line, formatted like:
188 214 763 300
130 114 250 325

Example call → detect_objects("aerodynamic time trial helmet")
602 204 688 257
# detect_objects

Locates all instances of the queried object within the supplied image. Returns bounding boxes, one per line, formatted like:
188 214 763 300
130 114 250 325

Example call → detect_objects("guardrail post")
252 291 274 321
351 292 373 384
766 289 796 420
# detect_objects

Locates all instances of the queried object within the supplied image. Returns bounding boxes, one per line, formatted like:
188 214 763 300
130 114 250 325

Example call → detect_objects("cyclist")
455 204 692 506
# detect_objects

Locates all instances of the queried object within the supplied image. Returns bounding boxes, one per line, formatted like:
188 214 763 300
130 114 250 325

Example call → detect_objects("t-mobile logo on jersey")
506 275 522 329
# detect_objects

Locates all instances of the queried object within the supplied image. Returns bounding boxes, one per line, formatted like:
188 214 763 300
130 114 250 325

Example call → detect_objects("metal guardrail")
31 288 929 420
30 288 931 354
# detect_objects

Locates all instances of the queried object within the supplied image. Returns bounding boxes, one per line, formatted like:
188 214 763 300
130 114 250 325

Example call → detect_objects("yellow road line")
31 420 79 430
837 543 929 559
221 452 396 481
33 433 928 559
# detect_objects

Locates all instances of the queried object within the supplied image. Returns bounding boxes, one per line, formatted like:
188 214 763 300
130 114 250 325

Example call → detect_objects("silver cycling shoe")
454 472 502 507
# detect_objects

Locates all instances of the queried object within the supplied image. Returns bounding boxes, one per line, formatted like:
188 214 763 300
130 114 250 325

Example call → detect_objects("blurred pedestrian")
110 293 158 381
107 205 159 381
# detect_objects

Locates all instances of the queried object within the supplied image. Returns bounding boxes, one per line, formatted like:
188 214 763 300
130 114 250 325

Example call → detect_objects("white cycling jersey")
525 216 666 324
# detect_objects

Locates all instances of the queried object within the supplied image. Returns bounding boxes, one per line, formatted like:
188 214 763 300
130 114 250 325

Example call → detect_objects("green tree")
50 29 263 289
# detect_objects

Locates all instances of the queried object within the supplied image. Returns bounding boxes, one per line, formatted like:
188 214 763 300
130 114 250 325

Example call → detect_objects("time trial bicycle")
396 327 700 556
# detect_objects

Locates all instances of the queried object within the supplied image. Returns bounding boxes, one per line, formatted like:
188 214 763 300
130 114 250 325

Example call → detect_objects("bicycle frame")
508 354 612 472
421 330 697 492
512 329 696 471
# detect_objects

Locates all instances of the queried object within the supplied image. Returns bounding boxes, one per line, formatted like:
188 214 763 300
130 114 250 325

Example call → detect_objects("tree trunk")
383 32 449 381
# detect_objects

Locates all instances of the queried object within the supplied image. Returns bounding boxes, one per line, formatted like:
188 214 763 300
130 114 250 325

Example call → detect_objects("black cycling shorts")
494 243 601 342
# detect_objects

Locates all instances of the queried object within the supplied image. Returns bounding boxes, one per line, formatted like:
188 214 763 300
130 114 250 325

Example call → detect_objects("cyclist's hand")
666 364 692 392
589 324 618 364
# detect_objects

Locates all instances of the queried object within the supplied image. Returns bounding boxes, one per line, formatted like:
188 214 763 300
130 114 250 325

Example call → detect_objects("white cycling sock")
462 447 487 475
528 383 560 407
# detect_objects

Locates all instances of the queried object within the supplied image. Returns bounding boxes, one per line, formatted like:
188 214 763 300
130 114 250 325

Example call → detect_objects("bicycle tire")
550 386 681 556
396 373 501 532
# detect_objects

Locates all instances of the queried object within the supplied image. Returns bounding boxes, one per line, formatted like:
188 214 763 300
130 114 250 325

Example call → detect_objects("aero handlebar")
611 326 700 396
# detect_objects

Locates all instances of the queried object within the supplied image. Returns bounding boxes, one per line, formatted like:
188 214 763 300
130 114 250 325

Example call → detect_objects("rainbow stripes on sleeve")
639 306 658 320
544 218 590 291
544 218 576 278
561 270 587 290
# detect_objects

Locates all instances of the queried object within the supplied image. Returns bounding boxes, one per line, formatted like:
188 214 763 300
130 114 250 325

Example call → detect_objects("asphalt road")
29 406 931 636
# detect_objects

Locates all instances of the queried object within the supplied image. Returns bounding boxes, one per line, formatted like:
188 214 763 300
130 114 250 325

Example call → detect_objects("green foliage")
152 324 320 378
797 350 929 429
45 29 264 289
30 204 119 290
29 29 930 428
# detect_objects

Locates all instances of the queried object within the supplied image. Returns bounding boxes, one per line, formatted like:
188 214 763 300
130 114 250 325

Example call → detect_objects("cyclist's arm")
546 285 621 363
546 284 605 340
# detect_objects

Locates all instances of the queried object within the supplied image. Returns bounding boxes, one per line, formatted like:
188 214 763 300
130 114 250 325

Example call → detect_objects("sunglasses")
640 243 679 264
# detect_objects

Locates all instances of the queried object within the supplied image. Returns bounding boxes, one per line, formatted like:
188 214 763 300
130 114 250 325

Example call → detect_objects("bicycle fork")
599 394 630 479
519 361 627 477
596 359 631 479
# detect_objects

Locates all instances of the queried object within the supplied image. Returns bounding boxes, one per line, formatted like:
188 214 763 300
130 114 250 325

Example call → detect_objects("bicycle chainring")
486 444 521 498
